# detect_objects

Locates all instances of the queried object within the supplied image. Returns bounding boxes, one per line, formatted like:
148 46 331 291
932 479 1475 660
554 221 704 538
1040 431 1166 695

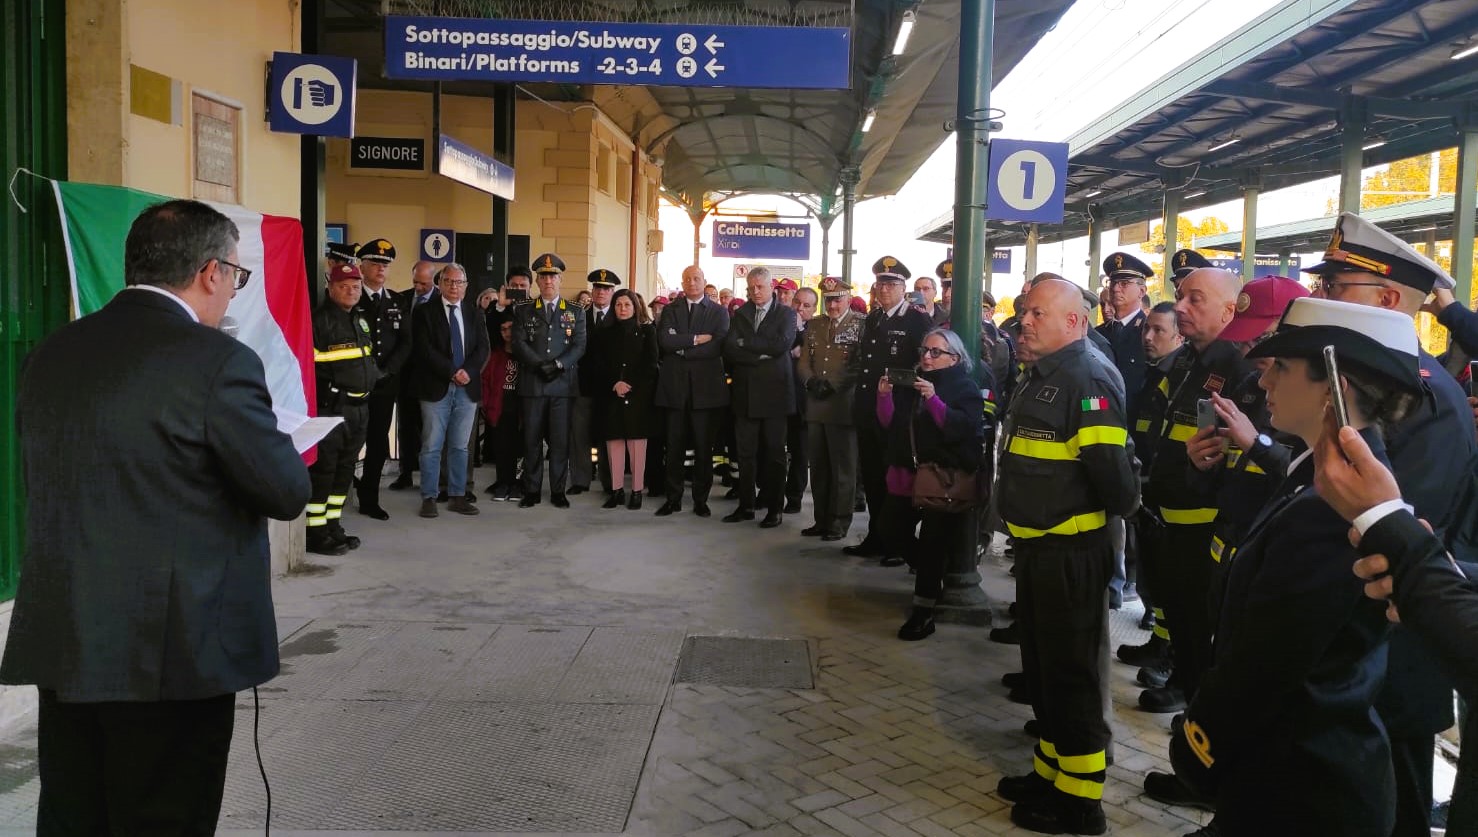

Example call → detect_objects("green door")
0 1 69 599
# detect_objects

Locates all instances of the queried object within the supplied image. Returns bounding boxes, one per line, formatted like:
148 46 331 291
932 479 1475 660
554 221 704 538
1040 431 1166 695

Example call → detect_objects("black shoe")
1007 685 1032 705
1139 610 1157 631
519 493 540 508
307 536 349 556
1138 685 1188 713
436 491 449 503
759 512 783 528
693 503 712 518
854 499 867 513
419 498 439 518
784 498 803 514
990 623 1022 645
567 485 588 495
655 501 680 516
880 554 905 567
1002 671 1026 690
1023 719 1041 737
627 491 643 510
821 531 845 542
551 493 570 508
842 541 882 558
724 486 740 500
997 772 1055 804
603 490 625 509
723 508 755 523
1008 601 1018 619
388 475 413 491
1143 771 1216 810
1009 795 1107 835
485 484 500 497
1117 635 1171 668
464 492 477 503
1137 664 1172 688
897 607 935 641
358 504 390 521
801 525 826 536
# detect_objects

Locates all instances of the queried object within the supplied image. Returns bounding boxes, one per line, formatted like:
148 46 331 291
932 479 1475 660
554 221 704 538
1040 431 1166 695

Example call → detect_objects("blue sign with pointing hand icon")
268 52 358 138
986 139 1069 224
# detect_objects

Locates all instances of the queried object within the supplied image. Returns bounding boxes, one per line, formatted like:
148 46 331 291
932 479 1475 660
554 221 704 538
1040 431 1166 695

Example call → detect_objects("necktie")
449 304 464 369
596 310 604 326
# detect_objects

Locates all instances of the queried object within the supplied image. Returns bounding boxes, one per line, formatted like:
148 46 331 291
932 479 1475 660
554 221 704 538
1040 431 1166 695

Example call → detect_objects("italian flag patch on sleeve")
1082 396 1108 412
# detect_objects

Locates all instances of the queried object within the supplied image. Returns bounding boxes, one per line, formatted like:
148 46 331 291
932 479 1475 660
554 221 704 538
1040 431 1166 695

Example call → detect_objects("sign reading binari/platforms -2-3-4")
383 16 850 89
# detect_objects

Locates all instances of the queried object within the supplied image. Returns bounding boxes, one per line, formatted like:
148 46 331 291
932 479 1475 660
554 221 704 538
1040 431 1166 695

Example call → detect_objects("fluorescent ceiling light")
1207 138 1240 153
892 12 916 56
1183 190 1207 199
1411 225 1438 232
1083 189 1102 198
1362 139 1387 151
1453 40 1478 61
862 110 876 133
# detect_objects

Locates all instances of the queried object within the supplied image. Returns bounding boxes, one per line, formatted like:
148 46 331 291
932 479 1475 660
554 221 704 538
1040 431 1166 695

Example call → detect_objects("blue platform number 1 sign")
986 138 1069 224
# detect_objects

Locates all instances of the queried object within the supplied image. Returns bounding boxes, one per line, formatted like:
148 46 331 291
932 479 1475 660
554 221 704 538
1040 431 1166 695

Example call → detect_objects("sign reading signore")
350 137 425 171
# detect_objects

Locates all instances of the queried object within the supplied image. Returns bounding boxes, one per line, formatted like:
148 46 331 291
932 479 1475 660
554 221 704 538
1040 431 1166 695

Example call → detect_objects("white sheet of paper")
273 406 343 454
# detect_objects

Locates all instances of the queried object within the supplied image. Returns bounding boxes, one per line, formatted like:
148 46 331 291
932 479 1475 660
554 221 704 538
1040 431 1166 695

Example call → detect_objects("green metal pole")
1454 126 1478 307
940 0 993 612
1162 190 1181 285
1338 97 1366 215
840 168 859 289
1241 183 1259 282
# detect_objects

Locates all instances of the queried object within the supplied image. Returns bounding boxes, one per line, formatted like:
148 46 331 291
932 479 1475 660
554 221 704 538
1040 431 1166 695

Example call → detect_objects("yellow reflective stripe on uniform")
1210 536 1226 564
1007 511 1108 539
1007 426 1127 461
327 495 347 505
1039 740 1058 759
1134 419 1151 432
1160 506 1218 525
1225 448 1266 475
1158 377 1170 397
306 503 328 514
1056 751 1107 774
1034 755 1058 781
1053 773 1105 800
314 346 372 362
1153 622 1171 641
306 517 328 527
1167 422 1198 442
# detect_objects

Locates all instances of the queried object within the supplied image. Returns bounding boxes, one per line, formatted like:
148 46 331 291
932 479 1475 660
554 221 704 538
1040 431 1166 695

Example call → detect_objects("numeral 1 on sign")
1019 160 1036 201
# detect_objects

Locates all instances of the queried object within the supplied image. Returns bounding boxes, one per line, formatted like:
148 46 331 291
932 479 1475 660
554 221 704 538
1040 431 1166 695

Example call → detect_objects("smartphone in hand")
1324 345 1351 429
1196 398 1220 430
505 287 528 302
887 368 919 387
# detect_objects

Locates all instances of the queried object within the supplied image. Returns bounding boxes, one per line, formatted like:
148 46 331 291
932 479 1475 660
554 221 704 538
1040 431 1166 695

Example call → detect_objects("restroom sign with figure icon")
420 229 455 262
268 52 358 137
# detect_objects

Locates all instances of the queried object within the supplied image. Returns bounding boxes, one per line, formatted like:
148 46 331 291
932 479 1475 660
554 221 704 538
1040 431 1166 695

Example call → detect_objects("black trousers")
785 412 808 504
666 406 717 504
488 397 523 491
856 421 888 545
911 507 966 604
734 413 787 513
882 494 920 565
357 387 396 507
1016 534 1113 800
1158 521 1216 694
396 390 422 475
308 401 368 536
38 689 235 835
1389 733 1435 837
646 406 667 496
521 395 571 496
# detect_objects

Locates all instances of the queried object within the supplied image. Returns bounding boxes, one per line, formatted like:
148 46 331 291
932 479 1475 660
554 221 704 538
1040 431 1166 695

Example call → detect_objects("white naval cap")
1302 211 1454 292
1247 297 1421 394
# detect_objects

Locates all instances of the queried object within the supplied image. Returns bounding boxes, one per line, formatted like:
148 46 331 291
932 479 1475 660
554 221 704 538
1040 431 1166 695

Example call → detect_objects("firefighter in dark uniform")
1169 248 1212 292
353 238 413 520
994 279 1138 835
1133 267 1251 714
842 256 932 563
1168 297 1421 837
307 262 380 555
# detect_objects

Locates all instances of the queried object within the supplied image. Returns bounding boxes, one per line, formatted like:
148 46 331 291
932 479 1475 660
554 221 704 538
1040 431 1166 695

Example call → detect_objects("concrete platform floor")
0 467 1239 835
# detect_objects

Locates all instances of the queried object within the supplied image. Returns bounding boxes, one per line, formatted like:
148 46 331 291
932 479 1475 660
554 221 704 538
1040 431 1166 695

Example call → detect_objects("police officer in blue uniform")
307 263 380 555
1096 253 1151 419
1169 249 1212 292
353 238 413 520
843 257 932 563
510 253 588 508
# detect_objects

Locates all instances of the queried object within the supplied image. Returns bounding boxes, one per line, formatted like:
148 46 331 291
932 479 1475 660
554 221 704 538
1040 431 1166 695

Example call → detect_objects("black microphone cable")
252 686 271 836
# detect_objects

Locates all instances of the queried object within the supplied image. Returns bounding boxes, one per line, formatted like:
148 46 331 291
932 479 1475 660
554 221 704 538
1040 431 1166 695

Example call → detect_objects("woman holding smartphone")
876 328 987 641
1166 297 1422 836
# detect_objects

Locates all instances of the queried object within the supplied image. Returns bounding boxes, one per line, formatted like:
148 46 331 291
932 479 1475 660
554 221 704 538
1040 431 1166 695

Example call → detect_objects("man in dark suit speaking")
1 200 311 832
723 266 798 527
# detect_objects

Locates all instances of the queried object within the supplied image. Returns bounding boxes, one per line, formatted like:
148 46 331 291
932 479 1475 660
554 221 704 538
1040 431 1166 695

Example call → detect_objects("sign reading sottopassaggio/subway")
384 16 850 88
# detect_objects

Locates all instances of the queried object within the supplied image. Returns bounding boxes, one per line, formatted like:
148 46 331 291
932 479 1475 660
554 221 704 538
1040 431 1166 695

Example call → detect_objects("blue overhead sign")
992 250 1012 274
384 16 850 89
1210 255 1301 279
986 139 1070 224
712 220 810 260
268 52 357 138
437 134 515 200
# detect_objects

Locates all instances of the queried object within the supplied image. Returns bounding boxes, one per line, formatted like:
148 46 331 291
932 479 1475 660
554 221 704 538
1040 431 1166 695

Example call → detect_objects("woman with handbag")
596 289 660 509
876 328 987 641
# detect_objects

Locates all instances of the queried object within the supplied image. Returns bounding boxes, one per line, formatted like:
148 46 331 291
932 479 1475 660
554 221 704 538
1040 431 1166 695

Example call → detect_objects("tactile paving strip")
674 636 814 689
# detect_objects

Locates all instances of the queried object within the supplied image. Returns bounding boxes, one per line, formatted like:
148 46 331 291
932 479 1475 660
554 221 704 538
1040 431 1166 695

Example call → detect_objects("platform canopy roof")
323 0 1074 215
1195 195 1467 253
918 0 1478 247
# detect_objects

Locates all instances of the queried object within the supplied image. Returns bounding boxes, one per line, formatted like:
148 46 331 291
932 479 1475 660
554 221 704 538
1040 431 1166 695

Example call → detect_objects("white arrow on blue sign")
986 139 1070 225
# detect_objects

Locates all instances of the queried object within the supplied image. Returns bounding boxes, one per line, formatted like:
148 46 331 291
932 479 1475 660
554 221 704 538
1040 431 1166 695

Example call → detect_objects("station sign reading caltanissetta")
383 16 851 89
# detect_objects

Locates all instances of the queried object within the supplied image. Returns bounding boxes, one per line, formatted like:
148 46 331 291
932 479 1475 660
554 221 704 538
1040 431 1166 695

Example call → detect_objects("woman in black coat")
596 289 659 510
875 328 987 641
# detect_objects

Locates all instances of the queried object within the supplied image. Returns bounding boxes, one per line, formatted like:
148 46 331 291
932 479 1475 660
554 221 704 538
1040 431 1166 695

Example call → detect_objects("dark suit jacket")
1096 310 1147 416
1 289 310 701
724 301 798 418
656 295 731 410
409 296 491 402
358 287 414 389
578 304 618 394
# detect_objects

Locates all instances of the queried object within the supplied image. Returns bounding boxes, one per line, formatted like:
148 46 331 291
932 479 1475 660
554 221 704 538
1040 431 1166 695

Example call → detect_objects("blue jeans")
420 386 477 499
1108 515 1127 596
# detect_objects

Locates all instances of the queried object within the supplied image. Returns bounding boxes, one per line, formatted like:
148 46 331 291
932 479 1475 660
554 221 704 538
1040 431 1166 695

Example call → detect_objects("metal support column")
1162 190 1181 285
1278 248 1292 277
819 215 835 278
1024 224 1039 286
1425 228 1439 259
840 168 859 288
1454 125 1478 306
299 0 327 304
939 0 994 613
1338 97 1367 215
1086 214 1102 292
1241 182 1259 281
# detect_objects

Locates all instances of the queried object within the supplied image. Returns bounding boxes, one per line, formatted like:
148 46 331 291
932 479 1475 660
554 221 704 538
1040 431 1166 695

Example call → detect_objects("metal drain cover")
675 636 813 689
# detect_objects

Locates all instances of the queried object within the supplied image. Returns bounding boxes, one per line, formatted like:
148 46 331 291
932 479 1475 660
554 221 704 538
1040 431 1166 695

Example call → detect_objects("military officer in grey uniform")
797 276 865 541
510 253 587 508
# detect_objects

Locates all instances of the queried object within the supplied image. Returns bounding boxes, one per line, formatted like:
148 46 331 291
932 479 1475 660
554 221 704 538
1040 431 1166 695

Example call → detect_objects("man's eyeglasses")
442 279 469 287
1319 275 1386 294
919 347 958 359
215 259 251 290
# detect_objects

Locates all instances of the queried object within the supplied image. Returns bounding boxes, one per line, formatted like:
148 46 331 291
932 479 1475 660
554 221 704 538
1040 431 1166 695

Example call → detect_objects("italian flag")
51 181 315 418
1082 396 1108 412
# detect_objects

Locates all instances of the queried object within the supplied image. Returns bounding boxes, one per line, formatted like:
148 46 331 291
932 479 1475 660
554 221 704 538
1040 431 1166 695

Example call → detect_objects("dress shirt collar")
126 284 199 323
885 299 909 319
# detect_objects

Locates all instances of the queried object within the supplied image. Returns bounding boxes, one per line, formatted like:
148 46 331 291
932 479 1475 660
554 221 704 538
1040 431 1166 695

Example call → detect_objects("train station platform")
0 464 1221 837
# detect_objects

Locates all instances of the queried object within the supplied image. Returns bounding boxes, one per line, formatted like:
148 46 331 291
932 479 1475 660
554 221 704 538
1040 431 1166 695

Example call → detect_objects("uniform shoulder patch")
357 317 370 333
1204 374 1225 393
1015 427 1056 442
1081 396 1108 412
1036 385 1059 403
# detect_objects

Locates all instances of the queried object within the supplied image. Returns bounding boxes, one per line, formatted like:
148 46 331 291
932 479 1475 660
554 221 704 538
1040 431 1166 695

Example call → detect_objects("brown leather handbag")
910 415 978 513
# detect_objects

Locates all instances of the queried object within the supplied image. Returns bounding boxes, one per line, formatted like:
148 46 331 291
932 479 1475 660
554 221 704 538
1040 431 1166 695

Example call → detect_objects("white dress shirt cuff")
1352 499 1414 537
